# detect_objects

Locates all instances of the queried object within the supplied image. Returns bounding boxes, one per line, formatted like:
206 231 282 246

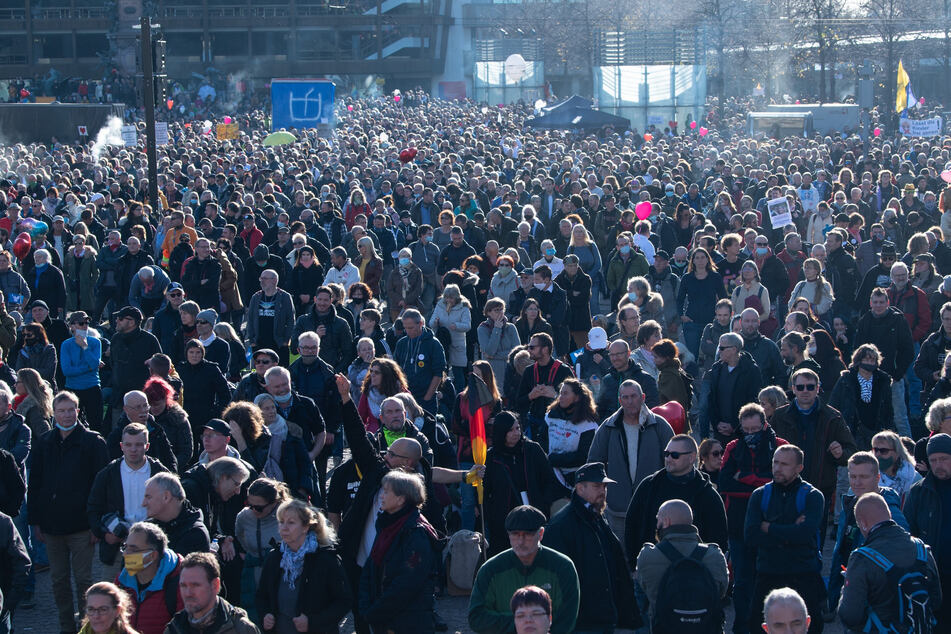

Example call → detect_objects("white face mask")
534 282 547 291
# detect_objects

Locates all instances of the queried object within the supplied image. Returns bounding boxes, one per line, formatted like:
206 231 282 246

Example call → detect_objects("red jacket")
116 552 184 634
776 248 806 302
240 226 263 252
887 283 931 341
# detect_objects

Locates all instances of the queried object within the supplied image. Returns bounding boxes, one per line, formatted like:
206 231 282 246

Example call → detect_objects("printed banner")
900 116 943 137
767 197 793 229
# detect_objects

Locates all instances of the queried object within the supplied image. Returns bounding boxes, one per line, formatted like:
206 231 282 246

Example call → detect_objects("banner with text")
900 116 943 137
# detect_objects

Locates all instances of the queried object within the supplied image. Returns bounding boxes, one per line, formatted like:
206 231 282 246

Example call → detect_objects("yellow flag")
896 60 909 113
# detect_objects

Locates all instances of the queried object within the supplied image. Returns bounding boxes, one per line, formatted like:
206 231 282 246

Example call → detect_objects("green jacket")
468 545 579 634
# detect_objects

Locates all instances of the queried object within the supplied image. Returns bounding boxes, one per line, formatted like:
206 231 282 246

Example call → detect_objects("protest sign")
899 116 943 137
767 197 793 229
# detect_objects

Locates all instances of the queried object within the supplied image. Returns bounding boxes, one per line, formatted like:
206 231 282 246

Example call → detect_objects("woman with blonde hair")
80 581 140 634
13 367 52 439
257 499 351 633
566 223 603 316
788 258 834 318
757 385 788 423
871 430 920 504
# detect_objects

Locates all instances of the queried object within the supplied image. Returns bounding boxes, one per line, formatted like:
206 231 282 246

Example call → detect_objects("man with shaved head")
104 389 177 473
838 492 941 632
763 588 810 634
373 395 433 466
333 373 483 634
634 498 729 627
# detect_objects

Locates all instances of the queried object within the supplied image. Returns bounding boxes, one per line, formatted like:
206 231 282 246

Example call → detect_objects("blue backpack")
854 538 936 634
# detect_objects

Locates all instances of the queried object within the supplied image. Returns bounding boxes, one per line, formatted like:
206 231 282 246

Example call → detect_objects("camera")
102 513 131 540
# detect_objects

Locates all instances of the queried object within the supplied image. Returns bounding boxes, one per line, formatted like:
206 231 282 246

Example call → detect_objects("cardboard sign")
216 123 239 140
77 125 88 136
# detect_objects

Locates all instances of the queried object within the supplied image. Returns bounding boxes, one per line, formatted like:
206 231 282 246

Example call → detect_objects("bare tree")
789 0 849 102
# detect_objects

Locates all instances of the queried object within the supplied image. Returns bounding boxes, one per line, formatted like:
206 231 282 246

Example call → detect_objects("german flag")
467 372 492 503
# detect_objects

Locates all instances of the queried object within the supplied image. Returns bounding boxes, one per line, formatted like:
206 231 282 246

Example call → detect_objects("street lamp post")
137 16 159 213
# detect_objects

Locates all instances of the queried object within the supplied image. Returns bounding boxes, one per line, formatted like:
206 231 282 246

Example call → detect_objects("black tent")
526 96 630 130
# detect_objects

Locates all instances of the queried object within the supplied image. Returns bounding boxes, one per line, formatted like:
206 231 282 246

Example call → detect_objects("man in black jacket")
265 366 326 462
745 444 826 633
109 305 161 426
624 434 728 567
143 472 211 556
27 390 109 633
150 282 186 365
904 433 951 627
181 238 222 310
543 462 641 632
596 340 660 418
854 288 913 440
292 288 353 371
87 422 170 567
105 390 177 473
824 229 859 319
705 333 764 445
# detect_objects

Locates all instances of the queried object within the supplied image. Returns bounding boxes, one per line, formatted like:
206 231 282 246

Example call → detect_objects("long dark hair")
361 358 409 396
547 378 598 423
23 323 48 345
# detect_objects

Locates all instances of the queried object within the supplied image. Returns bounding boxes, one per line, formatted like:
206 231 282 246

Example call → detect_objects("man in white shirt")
87 422 170 571
633 220 656 266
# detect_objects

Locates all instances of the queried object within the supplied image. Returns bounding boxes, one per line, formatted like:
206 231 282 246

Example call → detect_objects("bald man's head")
385 437 422 470
855 492 891 537
656 499 693 532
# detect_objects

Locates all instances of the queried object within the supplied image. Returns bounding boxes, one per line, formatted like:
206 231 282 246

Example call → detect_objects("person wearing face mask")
385 248 423 323
532 240 563 280
527 266 568 358
28 390 109 634
718 403 788 634
826 343 894 453
855 222 894 276
606 233 649 309
112 522 184 634
837 492 940 633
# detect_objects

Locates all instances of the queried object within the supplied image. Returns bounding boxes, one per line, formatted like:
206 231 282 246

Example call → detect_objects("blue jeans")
682 321 704 360
729 537 756 634
590 274 605 317
459 461 476 531
892 378 911 437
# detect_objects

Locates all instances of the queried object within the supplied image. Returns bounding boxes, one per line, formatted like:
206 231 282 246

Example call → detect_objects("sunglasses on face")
196 319 209 325
794 383 817 392
248 503 271 513
664 450 695 459
872 446 893 455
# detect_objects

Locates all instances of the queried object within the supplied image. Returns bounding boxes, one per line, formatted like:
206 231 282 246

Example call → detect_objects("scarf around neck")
279 531 318 590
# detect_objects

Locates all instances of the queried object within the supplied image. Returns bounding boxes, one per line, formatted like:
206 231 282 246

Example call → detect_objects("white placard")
121 125 137 147
900 116 943 137
155 121 169 146
767 197 793 229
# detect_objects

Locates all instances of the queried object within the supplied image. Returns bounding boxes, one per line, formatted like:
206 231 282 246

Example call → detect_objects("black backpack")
855 537 936 633
651 540 723 634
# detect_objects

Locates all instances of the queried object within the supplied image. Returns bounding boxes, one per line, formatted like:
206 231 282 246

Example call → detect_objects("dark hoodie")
152 499 211 556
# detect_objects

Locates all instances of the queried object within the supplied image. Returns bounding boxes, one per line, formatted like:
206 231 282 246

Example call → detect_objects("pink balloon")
920 97 926 105
699 127 708 137
223 116 232 124
635 201 652 221
689 121 697 129
394 95 401 102
347 105 354 111
873 128 882 137
942 170 951 184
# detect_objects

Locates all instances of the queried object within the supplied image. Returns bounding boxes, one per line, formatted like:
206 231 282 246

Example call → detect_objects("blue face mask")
628 291 638 302
620 245 631 255
756 247 768 256
398 257 410 266
545 248 556 257
55 422 77 432
273 392 292 405
666 191 674 197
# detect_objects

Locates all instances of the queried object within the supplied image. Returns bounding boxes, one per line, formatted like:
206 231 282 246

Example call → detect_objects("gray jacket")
245 288 296 347
587 408 674 514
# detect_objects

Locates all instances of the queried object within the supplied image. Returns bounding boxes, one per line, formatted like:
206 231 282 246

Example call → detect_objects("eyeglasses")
386 448 412 461
249 503 271 513
872 446 893 455
664 450 695 459
168 292 183 297
254 358 273 365
794 383 817 392
718 345 735 351
196 319 209 325
86 606 116 616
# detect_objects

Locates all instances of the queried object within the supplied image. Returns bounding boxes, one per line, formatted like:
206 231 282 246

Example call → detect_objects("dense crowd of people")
0 89 948 634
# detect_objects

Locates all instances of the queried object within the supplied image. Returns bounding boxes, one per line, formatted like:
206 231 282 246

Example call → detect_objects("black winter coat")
624 467 728 568
110 328 161 404
827 367 894 450
181 255 222 309
27 425 109 534
358 507 442 634
553 269 592 333
151 302 184 365
705 352 764 444
542 493 641 630
29 266 66 317
256 545 352 634
152 500 210 556
182 460 255 539
0 448 24 517
292 305 354 372
176 359 231 430
854 307 914 380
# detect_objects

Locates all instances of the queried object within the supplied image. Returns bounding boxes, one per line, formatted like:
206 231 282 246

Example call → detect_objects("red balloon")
12 233 30 260
651 401 687 435
399 147 418 164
